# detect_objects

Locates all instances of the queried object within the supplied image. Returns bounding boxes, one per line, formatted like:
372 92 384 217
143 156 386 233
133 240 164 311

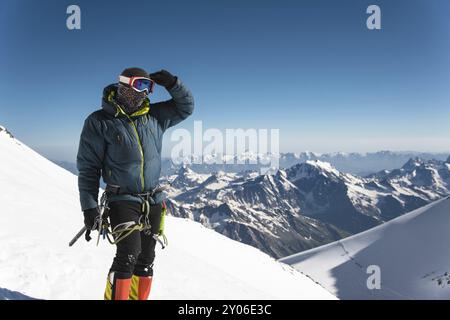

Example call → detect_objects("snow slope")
280 196 450 299
0 127 334 300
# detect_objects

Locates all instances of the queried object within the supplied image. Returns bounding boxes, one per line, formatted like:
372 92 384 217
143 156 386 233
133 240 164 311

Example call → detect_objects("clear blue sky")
1 0 449 161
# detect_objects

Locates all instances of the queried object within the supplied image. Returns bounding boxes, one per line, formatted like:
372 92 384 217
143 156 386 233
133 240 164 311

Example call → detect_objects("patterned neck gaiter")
116 84 147 115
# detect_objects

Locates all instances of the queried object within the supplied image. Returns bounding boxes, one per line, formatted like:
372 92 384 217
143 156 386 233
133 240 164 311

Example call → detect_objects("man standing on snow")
76 68 194 300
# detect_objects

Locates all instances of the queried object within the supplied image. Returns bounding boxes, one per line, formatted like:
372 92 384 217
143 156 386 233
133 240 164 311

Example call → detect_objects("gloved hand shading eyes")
149 69 177 90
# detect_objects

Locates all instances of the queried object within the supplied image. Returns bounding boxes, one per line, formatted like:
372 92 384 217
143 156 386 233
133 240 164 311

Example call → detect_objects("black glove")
149 69 177 90
83 207 100 231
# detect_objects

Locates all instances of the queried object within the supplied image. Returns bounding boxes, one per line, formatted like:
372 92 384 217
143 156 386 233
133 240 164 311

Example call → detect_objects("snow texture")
0 127 334 300
280 196 450 299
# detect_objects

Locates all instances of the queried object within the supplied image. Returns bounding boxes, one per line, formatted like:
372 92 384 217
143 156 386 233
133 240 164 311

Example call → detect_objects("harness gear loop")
94 185 169 248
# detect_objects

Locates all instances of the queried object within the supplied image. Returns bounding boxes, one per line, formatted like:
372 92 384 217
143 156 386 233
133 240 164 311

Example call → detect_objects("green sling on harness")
69 184 169 248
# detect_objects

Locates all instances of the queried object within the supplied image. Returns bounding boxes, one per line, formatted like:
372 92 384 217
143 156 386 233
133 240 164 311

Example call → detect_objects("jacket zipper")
126 116 145 191
111 97 146 192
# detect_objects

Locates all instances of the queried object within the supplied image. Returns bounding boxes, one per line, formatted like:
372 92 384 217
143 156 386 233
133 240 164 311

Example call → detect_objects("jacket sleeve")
76 114 105 211
149 77 194 131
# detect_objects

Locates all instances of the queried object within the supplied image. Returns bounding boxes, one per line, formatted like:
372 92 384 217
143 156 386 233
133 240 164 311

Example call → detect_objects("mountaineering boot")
104 271 132 300
129 275 153 300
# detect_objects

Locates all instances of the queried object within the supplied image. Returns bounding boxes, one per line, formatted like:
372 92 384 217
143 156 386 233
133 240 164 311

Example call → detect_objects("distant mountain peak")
301 151 320 157
177 164 194 175
170 165 209 189
402 157 424 170
286 160 341 182
305 160 339 173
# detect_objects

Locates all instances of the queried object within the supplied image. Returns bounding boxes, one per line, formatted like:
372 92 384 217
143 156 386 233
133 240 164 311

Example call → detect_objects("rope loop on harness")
95 186 169 248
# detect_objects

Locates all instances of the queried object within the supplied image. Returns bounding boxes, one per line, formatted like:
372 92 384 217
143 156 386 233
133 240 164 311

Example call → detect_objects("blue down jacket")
77 78 194 211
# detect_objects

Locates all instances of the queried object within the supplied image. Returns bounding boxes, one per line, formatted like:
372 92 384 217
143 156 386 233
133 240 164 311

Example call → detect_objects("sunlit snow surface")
281 196 450 299
0 127 335 300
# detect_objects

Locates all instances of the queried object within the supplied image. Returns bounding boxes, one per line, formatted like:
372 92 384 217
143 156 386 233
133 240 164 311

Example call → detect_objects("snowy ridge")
280 196 450 299
0 126 334 299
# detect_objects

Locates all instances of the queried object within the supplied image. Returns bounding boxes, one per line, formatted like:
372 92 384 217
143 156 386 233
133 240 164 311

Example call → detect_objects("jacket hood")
101 83 150 118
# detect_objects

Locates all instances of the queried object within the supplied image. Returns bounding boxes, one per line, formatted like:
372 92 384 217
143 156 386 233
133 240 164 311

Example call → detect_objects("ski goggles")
118 75 155 94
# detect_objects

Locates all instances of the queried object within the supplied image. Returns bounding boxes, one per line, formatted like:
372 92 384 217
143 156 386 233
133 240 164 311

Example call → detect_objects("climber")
76 68 194 300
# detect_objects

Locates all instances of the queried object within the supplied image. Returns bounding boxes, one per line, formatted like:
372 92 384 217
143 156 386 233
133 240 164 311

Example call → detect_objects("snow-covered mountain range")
53 151 449 177
163 156 450 259
280 196 450 299
160 151 449 177
0 126 334 300
44 124 450 260
3 123 449 300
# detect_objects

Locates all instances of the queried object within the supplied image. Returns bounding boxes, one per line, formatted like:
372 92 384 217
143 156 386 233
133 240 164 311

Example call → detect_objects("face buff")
116 84 147 115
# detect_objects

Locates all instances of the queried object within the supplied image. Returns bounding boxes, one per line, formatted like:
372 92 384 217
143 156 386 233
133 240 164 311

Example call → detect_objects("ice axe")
69 226 88 247
69 185 119 247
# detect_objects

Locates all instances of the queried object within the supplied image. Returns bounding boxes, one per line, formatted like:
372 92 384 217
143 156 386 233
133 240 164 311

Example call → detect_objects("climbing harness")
69 184 169 249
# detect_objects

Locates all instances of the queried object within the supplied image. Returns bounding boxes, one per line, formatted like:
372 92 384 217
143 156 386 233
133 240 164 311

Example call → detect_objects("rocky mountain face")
163 158 450 259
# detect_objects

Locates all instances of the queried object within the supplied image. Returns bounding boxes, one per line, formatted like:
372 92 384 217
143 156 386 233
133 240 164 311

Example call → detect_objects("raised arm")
149 70 194 131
